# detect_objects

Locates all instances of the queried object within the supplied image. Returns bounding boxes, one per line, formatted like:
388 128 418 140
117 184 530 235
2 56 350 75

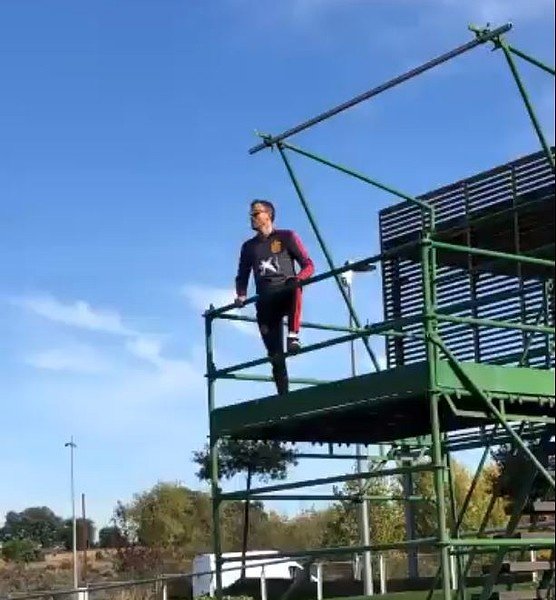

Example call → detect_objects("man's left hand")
285 277 299 289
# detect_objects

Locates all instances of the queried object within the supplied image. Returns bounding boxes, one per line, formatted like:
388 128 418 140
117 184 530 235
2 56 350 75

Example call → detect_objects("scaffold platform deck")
211 360 555 444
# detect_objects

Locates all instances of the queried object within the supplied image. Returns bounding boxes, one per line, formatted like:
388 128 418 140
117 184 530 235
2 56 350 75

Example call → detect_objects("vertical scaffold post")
446 447 466 600
205 309 223 600
422 223 451 600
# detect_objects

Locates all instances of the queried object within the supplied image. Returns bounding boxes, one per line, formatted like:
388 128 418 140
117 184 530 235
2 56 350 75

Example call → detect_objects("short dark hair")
250 199 275 221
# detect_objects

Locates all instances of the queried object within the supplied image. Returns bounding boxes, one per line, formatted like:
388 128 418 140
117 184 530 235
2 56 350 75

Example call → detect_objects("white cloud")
451 0 554 22
287 0 555 22
182 283 235 314
14 295 135 336
236 0 554 46
14 293 203 395
123 335 202 392
26 346 110 374
182 283 258 337
126 336 165 367
15 293 206 427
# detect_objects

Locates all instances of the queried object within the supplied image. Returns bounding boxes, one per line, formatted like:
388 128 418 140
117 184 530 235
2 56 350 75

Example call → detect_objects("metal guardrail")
1 554 394 600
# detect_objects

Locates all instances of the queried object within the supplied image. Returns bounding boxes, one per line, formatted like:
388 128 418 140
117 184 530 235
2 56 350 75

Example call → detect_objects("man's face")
250 203 272 231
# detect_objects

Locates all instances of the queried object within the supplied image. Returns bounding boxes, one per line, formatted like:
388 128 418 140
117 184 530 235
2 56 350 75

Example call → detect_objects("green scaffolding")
204 23 555 600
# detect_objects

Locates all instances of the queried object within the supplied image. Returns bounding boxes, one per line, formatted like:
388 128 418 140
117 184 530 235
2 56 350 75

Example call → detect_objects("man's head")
250 199 275 233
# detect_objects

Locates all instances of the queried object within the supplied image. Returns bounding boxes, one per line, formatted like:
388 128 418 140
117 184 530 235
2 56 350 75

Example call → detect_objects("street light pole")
341 263 374 596
64 436 78 589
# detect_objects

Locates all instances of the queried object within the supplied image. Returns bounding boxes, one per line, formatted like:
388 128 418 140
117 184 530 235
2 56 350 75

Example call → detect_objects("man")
235 199 314 395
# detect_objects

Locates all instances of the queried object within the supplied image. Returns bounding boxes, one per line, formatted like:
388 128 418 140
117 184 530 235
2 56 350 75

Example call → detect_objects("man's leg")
286 286 303 354
256 298 289 396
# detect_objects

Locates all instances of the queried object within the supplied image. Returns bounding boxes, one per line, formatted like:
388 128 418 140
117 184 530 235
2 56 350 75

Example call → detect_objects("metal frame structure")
204 23 555 600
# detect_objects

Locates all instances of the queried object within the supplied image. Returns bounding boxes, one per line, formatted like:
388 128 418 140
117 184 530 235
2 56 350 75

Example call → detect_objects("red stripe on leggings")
292 287 302 333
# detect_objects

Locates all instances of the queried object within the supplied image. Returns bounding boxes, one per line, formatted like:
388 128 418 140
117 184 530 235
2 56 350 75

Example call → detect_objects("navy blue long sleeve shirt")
235 229 314 296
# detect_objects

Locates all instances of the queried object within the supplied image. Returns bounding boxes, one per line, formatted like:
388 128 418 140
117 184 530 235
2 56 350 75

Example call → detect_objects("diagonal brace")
433 335 555 489
277 143 382 371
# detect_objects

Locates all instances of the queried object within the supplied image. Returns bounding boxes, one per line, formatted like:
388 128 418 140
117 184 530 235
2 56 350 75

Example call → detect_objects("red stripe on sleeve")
290 231 315 281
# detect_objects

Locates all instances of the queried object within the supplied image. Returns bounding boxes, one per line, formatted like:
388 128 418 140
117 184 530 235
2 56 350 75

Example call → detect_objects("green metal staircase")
468 429 555 600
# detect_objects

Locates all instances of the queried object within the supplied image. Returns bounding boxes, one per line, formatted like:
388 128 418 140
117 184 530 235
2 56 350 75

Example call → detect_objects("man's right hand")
234 295 246 307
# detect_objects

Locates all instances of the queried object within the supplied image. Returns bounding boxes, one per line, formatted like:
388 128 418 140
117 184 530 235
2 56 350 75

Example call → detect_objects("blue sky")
1 0 554 533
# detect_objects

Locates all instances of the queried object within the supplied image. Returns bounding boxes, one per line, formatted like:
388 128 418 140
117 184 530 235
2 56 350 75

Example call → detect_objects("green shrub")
1 539 41 563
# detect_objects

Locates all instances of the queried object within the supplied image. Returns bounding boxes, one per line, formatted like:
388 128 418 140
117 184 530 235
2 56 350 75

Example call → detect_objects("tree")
410 458 506 537
111 482 271 553
110 482 214 575
269 508 335 551
126 482 203 549
193 439 298 483
98 526 127 549
321 501 358 549
113 482 248 552
110 499 159 575
193 439 298 577
321 477 405 548
458 463 507 531
112 500 135 546
220 498 270 551
250 509 312 551
0 507 64 548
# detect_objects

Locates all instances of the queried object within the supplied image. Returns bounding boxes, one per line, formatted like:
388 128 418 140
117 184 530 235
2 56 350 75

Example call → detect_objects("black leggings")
256 287 302 394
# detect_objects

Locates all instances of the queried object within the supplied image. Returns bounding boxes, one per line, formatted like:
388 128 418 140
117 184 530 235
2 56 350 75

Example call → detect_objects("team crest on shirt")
270 239 282 254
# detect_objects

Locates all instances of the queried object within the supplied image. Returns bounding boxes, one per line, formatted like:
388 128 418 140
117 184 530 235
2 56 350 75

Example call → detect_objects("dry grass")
0 549 118 594
0 550 194 595
43 548 113 566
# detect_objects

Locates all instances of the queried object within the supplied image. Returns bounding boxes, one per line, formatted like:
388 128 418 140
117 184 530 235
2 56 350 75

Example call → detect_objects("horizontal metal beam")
435 242 555 287
450 547 551 557
206 240 420 318
248 494 427 502
443 393 555 425
297 451 417 462
436 312 554 335
295 452 384 460
449 538 555 548
218 372 329 386
446 425 549 452
248 23 512 154
220 462 439 500
431 239 555 268
5 555 324 600
221 537 439 562
217 312 357 334
211 318 416 378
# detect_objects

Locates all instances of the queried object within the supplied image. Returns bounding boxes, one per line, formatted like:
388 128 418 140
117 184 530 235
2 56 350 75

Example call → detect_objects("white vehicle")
191 550 304 597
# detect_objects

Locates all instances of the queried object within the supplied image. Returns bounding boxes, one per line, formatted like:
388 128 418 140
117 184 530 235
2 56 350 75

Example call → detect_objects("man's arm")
235 242 250 302
286 231 315 281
